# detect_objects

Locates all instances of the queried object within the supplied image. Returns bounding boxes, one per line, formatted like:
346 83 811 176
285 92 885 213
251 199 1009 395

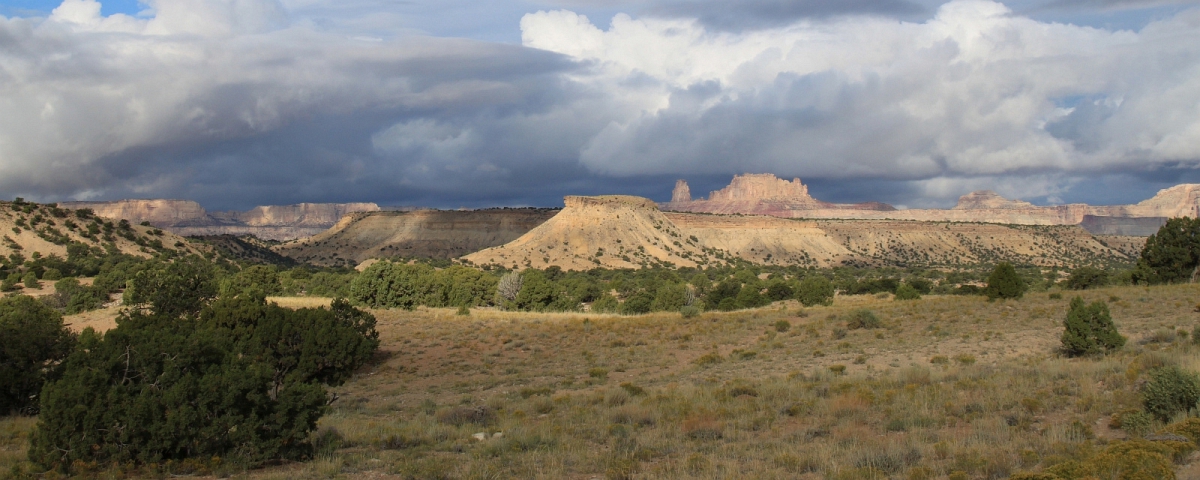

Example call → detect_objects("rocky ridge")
63 200 380 241
462 195 1136 270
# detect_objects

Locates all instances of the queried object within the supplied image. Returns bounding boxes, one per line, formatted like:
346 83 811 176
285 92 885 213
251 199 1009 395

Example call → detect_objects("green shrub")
620 291 653 315
846 309 881 330
1142 365 1200 422
0 296 75 415
29 296 378 472
592 294 620 313
796 276 834 307
680 305 700 318
1065 266 1109 290
894 283 921 300
1060 296 1126 357
984 262 1026 300
22 271 39 289
774 319 791 332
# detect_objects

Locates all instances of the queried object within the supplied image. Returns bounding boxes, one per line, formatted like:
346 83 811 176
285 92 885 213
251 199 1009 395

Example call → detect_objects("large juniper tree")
1134 217 1200 285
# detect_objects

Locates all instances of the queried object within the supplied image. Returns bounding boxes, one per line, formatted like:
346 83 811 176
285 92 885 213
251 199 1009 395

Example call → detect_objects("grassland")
5 284 1200 479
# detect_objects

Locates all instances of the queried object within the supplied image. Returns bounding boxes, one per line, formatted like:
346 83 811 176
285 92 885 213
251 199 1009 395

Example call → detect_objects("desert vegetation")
3 210 1200 478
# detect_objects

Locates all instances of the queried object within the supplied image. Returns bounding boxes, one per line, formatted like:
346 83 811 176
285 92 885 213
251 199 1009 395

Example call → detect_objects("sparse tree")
495 271 523 304
984 262 1026 300
1060 296 1125 357
796 275 834 307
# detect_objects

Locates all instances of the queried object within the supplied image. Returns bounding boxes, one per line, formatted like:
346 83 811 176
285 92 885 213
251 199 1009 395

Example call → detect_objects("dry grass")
266 296 334 309
6 284 1200 479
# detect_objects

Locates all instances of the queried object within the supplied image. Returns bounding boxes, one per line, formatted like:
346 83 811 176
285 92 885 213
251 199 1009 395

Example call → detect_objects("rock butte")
662 173 1195 235
64 200 380 241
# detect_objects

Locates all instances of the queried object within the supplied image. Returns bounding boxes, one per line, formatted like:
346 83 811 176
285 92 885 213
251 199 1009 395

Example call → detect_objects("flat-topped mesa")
63 199 209 225
671 180 692 203
564 195 660 210
227 202 380 227
707 173 813 201
953 191 1037 210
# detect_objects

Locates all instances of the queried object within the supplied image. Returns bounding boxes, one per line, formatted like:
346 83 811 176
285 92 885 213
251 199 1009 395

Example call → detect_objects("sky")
1 0 1199 210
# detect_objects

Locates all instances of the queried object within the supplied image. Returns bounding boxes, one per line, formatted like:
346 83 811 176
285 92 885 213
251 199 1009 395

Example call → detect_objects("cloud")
648 0 927 30
0 0 582 207
3 0 1200 209
519 1 1200 204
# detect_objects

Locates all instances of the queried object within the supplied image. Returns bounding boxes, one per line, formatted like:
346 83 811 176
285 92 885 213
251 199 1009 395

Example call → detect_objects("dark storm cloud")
647 0 927 30
3 0 1200 211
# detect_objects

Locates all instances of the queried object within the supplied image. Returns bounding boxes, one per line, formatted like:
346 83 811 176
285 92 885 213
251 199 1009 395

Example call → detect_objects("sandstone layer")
662 174 1199 232
664 174 894 216
275 209 558 267
463 195 1140 270
63 200 380 241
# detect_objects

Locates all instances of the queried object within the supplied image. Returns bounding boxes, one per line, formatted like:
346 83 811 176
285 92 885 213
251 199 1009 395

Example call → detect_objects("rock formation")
459 195 1137 270
275 208 558 266
663 174 894 217
671 180 692 203
63 200 380 241
662 174 1200 233
463 196 716 270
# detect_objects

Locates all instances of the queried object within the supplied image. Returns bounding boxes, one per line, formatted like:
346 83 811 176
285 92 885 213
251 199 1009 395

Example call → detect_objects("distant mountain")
662 174 1198 231
62 200 379 241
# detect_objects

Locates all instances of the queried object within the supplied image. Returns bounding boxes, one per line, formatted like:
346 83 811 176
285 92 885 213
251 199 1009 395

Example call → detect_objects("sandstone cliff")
663 174 894 216
64 200 380 241
275 208 558 266
662 174 1199 232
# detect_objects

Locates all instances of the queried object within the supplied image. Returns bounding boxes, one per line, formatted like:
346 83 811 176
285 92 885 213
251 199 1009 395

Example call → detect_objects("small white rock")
492 432 504 438
472 432 487 441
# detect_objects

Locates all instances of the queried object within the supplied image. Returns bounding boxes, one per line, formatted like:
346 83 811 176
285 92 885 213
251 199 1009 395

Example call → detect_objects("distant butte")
662 174 1195 235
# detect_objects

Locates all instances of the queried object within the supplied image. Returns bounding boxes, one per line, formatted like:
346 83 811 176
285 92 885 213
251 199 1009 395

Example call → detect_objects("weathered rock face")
707 173 812 201
671 180 692 203
662 174 1199 234
663 174 894 217
63 200 380 241
275 209 558 266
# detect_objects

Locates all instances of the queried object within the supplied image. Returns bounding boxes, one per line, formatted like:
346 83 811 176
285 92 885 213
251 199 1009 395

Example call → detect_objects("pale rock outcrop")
663 174 1200 233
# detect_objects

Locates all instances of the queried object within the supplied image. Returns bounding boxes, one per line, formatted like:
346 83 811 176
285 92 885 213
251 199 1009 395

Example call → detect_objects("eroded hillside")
0 200 208 260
